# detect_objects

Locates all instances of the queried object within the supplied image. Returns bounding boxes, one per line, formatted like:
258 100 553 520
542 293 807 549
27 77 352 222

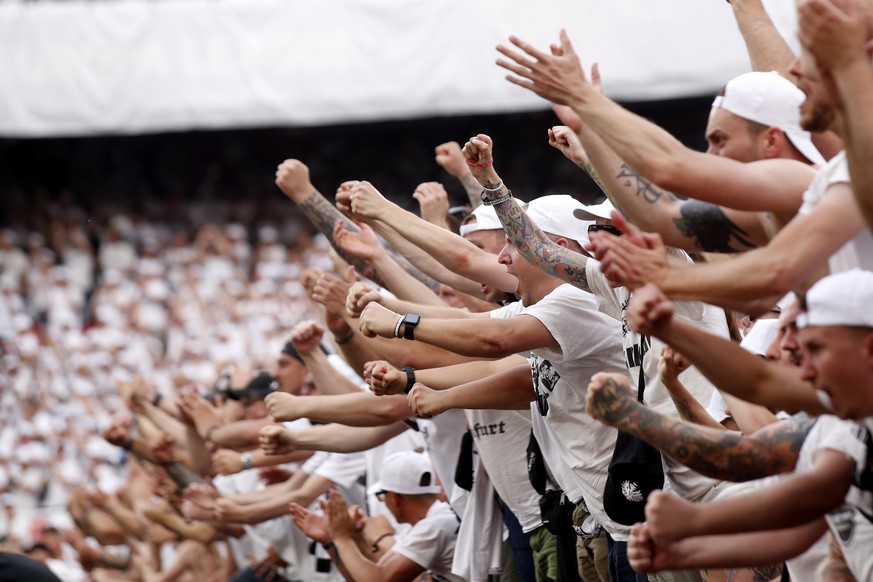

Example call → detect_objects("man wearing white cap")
611 270 873 579
500 30 873 316
323 451 465 582
357 193 643 581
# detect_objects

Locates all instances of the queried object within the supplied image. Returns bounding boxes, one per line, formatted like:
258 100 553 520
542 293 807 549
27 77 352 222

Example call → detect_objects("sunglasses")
587 224 622 237
374 490 389 502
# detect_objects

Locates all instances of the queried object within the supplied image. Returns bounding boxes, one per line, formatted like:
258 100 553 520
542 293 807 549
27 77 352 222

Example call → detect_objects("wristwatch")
399 367 416 393
401 313 421 340
240 452 254 470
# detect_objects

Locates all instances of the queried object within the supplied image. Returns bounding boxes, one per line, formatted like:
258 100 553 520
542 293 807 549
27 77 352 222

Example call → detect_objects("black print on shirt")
532 356 560 416
829 507 856 544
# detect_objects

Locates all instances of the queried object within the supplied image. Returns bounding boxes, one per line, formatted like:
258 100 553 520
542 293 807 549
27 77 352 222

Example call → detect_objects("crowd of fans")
3 0 873 581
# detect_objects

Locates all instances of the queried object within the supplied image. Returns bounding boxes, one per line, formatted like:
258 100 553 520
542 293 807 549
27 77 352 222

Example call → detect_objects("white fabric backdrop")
0 0 799 137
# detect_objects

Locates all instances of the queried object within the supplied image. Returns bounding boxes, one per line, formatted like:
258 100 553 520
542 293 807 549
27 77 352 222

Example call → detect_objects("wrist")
471 169 501 187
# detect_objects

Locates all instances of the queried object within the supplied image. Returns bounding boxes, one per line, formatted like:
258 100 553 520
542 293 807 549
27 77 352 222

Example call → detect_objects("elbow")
764 262 795 301
476 335 516 359
374 398 411 424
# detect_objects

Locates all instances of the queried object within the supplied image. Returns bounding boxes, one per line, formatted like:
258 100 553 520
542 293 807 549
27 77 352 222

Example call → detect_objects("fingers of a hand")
495 58 536 80
507 34 550 62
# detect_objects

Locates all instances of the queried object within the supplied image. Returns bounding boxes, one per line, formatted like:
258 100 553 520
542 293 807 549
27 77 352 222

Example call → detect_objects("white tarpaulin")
0 0 799 137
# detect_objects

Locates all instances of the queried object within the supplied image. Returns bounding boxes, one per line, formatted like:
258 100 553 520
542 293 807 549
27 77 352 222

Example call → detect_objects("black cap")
226 371 277 402
602 435 664 526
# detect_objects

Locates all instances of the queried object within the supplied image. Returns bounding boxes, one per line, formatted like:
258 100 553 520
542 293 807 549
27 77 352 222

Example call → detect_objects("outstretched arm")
551 100 771 253
275 160 371 275
625 284 825 414
799 0 873 231
407 363 535 417
641 448 853 544
730 0 796 76
496 30 815 220
463 133 593 291
593 182 861 315
435 141 485 208
260 422 408 456
341 181 516 293
358 301 558 359
585 373 813 482
628 519 827 574
265 391 412 427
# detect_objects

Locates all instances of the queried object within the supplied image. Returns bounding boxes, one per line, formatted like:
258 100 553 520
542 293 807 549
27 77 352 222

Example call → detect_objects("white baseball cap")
796 269 873 329
459 198 526 236
712 71 826 166
367 451 442 496
740 318 779 356
526 194 593 247
572 198 616 222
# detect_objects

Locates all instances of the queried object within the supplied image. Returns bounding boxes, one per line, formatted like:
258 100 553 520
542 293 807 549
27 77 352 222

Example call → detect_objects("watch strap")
400 367 416 393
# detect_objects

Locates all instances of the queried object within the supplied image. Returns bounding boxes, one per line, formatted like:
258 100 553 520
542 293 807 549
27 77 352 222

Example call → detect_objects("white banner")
0 0 798 137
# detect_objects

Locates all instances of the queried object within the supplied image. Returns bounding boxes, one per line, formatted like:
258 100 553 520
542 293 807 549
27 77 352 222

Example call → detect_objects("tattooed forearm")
603 395 814 482
616 164 667 203
458 173 484 208
615 163 687 203
673 200 756 253
493 198 591 291
298 190 369 271
582 162 608 193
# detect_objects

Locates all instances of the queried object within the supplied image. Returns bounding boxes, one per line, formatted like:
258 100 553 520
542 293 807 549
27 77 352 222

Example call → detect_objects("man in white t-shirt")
620 269 873 579
323 451 465 582
358 195 638 579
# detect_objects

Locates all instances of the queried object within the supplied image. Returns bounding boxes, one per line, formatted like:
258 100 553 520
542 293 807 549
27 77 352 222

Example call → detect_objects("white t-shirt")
492 284 631 539
820 416 873 580
311 451 368 510
586 260 726 502
416 409 468 512
392 500 465 582
465 408 542 532
798 151 873 273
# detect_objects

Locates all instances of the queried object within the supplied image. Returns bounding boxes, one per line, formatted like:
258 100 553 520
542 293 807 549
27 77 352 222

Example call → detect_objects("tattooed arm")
592 146 768 253
496 32 815 221
586 373 811 482
463 134 593 291
549 121 771 252
275 159 371 274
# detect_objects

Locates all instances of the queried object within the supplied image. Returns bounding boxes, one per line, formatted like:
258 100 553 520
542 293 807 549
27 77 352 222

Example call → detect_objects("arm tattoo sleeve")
601 387 815 481
493 198 591 292
673 200 757 253
297 190 369 272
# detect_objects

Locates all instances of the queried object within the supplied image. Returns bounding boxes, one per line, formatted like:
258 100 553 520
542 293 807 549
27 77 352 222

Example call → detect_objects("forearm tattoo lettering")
616 164 686 203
